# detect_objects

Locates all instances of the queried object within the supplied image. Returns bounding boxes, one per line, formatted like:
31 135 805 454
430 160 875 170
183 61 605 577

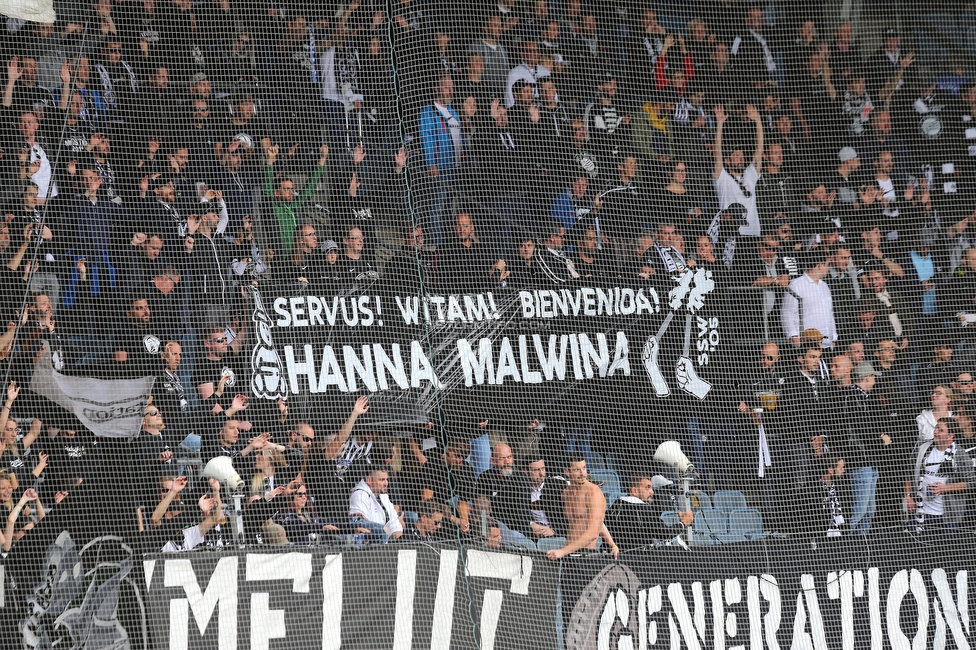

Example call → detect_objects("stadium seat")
694 508 727 534
692 508 728 545
693 509 754 545
588 469 622 503
713 490 748 512
587 453 607 470
729 508 766 540
537 537 566 553
687 491 712 510
660 510 680 527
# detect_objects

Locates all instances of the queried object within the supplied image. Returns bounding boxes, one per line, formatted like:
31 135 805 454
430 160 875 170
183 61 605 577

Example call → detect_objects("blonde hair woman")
251 447 287 497
917 385 953 444
0 471 44 551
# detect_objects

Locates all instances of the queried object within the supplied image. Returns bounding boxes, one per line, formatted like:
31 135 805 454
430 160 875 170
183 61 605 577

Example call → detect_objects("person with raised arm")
713 103 764 237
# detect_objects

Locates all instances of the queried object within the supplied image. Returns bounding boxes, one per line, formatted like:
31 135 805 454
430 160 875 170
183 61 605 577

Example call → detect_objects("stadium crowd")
0 0 973 554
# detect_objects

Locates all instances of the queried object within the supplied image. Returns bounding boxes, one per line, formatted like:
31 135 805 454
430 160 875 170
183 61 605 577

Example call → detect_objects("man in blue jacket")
419 74 464 246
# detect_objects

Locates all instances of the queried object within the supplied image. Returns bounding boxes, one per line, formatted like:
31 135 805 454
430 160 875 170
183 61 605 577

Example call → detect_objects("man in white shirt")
781 250 838 348
504 40 550 108
905 418 974 534
713 104 764 236
349 468 403 542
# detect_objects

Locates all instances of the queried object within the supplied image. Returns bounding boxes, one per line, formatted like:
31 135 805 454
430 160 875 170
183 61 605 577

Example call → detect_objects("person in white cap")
833 146 861 208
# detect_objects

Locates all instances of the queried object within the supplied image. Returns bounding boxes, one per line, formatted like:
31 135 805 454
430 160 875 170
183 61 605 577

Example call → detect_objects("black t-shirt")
0 267 27 322
474 468 532 535
436 240 492 294
39 433 95 483
382 250 435 295
335 255 379 292
791 73 833 137
191 357 244 406
201 434 246 465
571 252 615 280
152 370 191 436
422 460 476 505
214 116 270 153
113 323 164 378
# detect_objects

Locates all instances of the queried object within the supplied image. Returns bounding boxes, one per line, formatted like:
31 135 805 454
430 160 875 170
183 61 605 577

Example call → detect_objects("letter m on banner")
165 557 238 650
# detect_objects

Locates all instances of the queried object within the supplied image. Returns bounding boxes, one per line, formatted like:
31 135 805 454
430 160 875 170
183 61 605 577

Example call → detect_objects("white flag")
30 343 154 438
0 0 55 23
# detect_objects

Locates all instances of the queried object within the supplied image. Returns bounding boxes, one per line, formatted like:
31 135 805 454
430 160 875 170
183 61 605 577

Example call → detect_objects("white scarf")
749 30 775 72
874 290 904 336
434 101 464 164
757 423 772 477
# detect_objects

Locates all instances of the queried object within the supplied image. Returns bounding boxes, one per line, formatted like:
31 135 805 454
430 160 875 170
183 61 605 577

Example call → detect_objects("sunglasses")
145 410 160 416
209 337 227 343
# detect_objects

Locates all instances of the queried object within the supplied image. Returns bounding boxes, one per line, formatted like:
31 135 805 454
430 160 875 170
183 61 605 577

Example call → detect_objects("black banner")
143 543 558 650
7 527 976 650
250 275 726 430
560 533 976 650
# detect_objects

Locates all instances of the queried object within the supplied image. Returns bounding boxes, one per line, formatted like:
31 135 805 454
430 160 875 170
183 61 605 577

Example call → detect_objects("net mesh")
0 0 973 648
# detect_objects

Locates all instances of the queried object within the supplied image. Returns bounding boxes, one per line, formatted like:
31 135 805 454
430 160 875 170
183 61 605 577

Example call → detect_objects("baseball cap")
322 239 339 252
191 72 209 85
838 146 858 162
854 362 882 380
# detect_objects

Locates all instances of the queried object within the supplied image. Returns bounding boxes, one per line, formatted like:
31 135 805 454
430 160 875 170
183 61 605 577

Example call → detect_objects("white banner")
0 0 55 23
30 343 154 437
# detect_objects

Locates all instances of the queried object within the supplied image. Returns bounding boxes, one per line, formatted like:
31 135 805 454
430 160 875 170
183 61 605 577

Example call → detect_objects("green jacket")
263 162 326 257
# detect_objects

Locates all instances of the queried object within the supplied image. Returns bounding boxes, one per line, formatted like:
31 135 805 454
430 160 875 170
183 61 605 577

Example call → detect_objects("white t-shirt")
715 165 761 236
919 447 949 516
876 177 898 219
29 143 57 200
161 523 225 552
349 480 403 535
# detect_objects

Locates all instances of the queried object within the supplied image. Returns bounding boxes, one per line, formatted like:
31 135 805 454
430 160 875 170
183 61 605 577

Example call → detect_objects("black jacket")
842 384 896 469
532 476 570 537
475 468 532 535
605 496 678 550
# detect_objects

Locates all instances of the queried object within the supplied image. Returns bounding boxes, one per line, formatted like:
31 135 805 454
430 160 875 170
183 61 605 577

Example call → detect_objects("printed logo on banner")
20 532 135 650
248 285 288 400
565 557 973 649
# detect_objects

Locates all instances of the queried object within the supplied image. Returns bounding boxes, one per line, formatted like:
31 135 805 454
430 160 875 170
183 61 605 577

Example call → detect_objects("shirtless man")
546 453 618 560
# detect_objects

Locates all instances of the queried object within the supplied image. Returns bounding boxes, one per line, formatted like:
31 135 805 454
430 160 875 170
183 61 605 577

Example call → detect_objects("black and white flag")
30 343 154 438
